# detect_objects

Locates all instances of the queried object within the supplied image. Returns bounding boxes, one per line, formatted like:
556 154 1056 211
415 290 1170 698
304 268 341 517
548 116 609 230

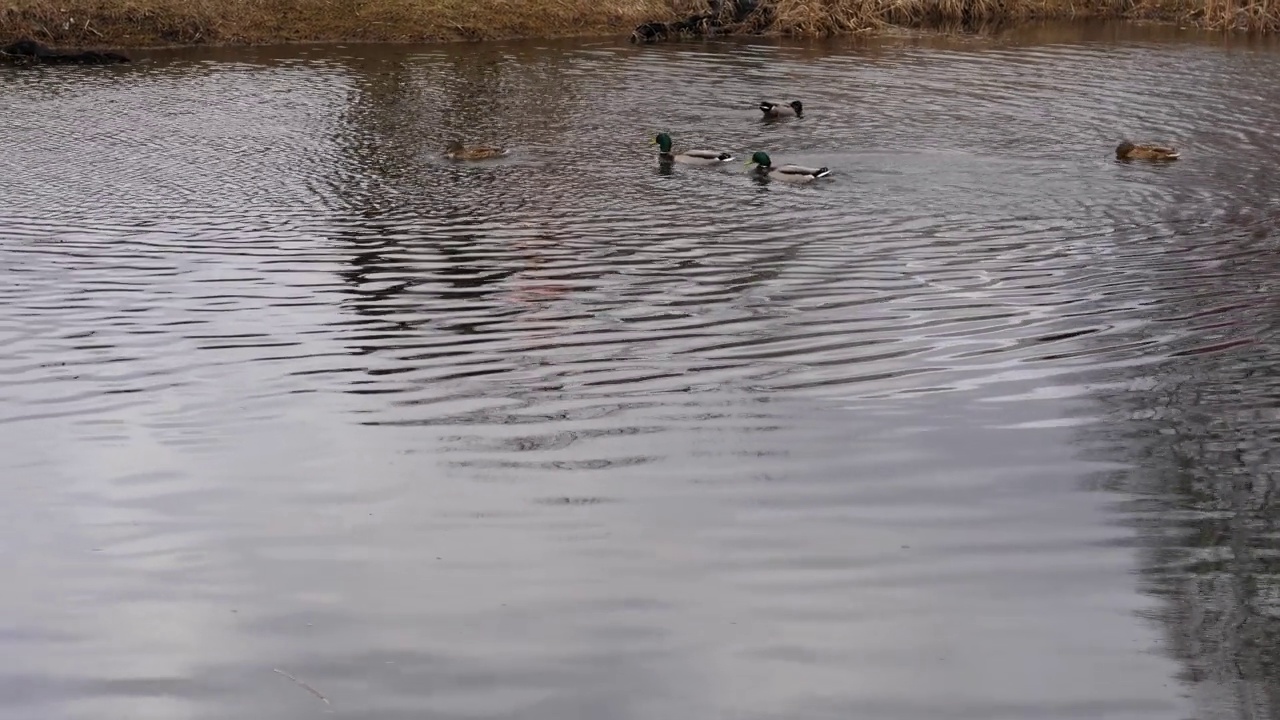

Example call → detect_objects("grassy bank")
0 0 676 48
1 0 1276 49
764 0 1277 35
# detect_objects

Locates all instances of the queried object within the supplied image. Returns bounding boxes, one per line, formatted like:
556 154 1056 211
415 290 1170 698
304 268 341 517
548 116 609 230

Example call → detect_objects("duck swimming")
759 100 803 118
745 151 829 183
1115 141 1180 161
651 133 734 165
445 141 509 160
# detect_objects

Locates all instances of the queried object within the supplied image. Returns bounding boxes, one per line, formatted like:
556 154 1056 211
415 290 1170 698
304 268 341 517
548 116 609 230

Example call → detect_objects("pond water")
2 20 1279 720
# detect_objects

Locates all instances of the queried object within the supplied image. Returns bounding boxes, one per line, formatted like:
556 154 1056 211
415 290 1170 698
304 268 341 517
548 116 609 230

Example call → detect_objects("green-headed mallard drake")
759 100 803 118
1115 141 1179 161
651 133 734 165
445 141 509 160
745 151 829 183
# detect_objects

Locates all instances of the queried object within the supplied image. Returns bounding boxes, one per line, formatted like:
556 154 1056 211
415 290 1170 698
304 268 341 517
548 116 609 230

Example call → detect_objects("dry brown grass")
1 0 1278 49
0 0 675 47
1196 0 1280 29
760 0 1280 34
769 0 1127 33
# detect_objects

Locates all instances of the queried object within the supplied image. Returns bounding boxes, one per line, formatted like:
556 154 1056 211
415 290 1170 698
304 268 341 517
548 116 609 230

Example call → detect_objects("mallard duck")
1115 141 1180 161
759 100 803 118
651 133 734 165
445 141 509 160
745 151 829 183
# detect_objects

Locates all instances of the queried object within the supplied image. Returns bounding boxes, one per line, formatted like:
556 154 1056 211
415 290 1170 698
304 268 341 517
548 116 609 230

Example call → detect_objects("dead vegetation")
0 0 1276 50
761 0 1280 35
0 0 675 47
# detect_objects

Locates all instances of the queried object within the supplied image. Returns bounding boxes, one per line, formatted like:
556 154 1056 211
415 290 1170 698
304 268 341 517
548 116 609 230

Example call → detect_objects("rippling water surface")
2 21 1280 720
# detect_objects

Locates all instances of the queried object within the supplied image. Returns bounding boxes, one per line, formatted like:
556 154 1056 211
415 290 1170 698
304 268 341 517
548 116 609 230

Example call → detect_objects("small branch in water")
273 667 331 706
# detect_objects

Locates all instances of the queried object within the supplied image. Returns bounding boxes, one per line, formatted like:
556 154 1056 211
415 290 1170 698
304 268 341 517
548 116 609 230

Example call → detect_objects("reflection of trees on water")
1098 345 1280 720
324 46 589 341
1084 148 1280 720
314 37 1280 702
322 43 809 350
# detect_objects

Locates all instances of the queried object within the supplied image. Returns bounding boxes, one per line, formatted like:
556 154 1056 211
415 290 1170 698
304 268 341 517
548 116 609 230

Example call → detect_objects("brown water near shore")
2 21 1280 720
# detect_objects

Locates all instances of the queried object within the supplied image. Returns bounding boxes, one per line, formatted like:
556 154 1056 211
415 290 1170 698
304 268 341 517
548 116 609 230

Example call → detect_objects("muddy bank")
1 39 130 63
0 0 1274 51
0 0 675 49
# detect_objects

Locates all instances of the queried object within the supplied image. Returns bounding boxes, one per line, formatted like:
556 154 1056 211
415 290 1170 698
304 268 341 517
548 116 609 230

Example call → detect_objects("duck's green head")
745 151 771 168
651 132 673 153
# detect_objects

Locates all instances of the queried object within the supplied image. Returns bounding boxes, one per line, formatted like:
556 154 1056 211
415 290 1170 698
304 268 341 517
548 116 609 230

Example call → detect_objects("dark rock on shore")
630 0 766 43
1 39 131 65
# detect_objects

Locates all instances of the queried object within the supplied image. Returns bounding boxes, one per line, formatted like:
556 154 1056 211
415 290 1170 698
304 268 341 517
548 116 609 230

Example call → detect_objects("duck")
745 151 829 183
651 133 734 165
1115 141 1180 161
445 141 509 160
759 100 803 118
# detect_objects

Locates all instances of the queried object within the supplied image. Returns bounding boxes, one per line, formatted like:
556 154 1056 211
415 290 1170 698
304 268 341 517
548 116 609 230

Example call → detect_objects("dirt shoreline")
0 0 675 50
0 0 1273 52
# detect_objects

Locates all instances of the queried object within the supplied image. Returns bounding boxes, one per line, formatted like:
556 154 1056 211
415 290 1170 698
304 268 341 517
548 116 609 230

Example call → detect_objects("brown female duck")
1115 141 1180 161
445 141 509 160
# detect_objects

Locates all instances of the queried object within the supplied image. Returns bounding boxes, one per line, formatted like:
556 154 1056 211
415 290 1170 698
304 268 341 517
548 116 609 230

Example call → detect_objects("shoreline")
0 0 676 51
1 0 1276 52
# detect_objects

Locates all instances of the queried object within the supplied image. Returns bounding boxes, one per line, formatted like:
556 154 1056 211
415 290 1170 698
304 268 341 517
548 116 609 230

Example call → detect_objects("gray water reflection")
1 21 1279 720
